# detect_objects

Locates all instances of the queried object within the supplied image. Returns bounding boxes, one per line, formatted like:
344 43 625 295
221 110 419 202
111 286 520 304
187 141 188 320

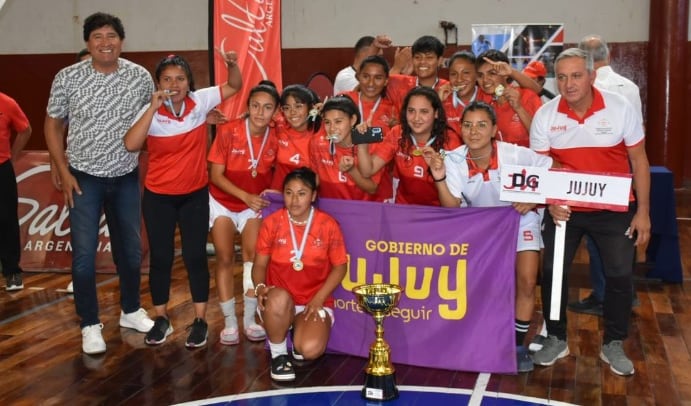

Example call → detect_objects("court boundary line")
173 383 579 406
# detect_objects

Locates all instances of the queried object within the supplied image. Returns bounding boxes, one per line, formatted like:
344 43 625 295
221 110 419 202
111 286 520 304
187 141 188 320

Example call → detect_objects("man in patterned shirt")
44 12 154 355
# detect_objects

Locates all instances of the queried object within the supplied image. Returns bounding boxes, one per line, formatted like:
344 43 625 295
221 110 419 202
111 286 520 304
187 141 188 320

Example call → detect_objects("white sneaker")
119 308 154 333
66 281 74 293
82 323 106 354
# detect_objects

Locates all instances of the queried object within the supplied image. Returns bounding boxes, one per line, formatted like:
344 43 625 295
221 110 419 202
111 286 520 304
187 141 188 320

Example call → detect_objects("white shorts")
517 210 541 252
296 305 335 326
258 305 335 326
208 194 260 232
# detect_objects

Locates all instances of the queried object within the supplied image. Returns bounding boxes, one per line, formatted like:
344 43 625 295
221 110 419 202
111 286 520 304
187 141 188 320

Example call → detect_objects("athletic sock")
269 339 288 359
515 319 530 346
220 298 237 330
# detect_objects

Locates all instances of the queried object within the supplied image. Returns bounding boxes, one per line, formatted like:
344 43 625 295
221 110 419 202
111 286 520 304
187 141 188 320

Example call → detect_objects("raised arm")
124 91 166 152
356 143 389 178
219 50 242 100
422 147 461 207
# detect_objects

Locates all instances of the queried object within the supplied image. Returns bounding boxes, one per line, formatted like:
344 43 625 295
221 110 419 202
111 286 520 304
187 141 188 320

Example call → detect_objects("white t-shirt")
594 65 642 121
333 65 358 95
445 141 552 208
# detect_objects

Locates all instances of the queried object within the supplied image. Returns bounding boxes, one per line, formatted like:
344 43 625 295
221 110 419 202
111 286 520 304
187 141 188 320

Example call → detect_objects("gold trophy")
353 283 403 401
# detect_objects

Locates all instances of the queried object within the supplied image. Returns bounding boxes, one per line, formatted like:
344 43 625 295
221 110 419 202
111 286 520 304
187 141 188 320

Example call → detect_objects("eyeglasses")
461 121 491 131
281 103 305 113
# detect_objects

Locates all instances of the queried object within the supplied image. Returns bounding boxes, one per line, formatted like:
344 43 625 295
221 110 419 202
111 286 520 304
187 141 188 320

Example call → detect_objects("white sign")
500 165 632 211
500 165 634 321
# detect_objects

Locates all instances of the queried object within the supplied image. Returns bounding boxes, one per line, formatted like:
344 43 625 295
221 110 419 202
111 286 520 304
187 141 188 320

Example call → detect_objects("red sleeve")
521 89 542 117
208 124 233 165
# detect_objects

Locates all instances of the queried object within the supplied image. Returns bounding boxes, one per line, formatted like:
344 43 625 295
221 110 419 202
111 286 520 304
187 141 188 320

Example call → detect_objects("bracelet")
254 283 266 297
433 175 446 183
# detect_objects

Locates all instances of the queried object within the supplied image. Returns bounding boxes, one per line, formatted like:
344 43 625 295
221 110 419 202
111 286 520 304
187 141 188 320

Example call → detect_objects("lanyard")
453 86 477 109
408 134 436 156
287 207 315 271
245 118 269 177
358 94 381 125
416 76 439 89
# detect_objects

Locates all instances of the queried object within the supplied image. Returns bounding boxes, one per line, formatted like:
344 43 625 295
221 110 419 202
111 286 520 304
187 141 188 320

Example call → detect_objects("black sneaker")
5 273 23 291
145 317 173 345
271 354 296 381
567 293 603 316
185 318 208 348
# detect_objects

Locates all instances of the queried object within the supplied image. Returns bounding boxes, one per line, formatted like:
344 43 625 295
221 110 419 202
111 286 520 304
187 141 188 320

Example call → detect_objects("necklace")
288 213 309 225
467 150 491 160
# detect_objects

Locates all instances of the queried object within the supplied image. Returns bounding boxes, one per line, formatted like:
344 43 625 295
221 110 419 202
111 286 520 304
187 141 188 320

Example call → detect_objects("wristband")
433 175 446 183
254 283 266 297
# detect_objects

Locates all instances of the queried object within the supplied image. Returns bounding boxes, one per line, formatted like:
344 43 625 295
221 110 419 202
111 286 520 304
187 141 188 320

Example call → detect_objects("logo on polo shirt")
550 125 567 133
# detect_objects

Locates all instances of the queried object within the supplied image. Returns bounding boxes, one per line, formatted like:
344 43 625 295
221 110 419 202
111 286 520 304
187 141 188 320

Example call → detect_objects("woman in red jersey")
475 49 542 148
344 55 399 202
252 167 347 382
309 95 380 200
207 82 279 346
270 84 321 190
124 52 241 348
357 86 461 206
437 51 480 135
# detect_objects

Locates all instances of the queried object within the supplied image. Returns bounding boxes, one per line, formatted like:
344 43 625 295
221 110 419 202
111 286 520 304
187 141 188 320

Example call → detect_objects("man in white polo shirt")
567 34 644 316
529 48 650 376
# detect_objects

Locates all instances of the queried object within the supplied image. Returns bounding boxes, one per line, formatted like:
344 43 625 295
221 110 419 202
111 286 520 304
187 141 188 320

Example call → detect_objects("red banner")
213 0 282 120
15 151 149 273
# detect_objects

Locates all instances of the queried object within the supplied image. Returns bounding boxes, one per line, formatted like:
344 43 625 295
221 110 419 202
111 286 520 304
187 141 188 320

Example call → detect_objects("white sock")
244 295 258 328
269 339 288 359
220 298 237 330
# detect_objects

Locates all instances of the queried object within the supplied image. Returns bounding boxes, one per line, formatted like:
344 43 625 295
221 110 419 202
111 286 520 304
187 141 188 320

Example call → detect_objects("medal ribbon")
416 76 440 89
358 94 381 125
409 134 436 155
452 86 477 109
288 206 315 267
245 119 270 172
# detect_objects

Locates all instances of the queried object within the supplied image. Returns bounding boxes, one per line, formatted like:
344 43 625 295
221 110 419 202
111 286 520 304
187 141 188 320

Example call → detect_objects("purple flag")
264 196 520 373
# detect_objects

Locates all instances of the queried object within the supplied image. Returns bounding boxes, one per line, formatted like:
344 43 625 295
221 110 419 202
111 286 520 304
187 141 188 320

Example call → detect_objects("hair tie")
308 107 320 122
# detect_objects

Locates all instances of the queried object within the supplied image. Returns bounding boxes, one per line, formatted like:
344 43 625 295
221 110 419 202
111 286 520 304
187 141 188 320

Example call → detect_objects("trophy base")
362 373 399 401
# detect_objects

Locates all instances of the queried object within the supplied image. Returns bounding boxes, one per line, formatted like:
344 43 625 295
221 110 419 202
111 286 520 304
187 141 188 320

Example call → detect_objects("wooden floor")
2 188 690 406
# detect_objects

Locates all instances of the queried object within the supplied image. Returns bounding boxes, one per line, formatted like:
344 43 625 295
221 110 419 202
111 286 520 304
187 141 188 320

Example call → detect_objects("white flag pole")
549 209 567 321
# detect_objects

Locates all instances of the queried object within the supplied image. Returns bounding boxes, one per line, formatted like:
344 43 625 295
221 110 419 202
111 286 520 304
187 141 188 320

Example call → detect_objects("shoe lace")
186 319 206 338
275 355 293 371
606 340 625 356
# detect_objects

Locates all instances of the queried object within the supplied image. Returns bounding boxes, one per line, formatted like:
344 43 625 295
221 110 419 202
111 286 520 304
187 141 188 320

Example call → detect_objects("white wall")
0 0 666 54
282 0 651 47
0 0 208 53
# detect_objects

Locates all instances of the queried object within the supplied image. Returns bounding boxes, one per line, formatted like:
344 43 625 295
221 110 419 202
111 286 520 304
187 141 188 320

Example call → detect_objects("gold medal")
292 260 303 271
412 149 422 157
251 169 258 178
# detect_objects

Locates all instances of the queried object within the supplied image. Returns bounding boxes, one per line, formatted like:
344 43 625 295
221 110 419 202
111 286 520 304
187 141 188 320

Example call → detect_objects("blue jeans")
69 167 143 328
